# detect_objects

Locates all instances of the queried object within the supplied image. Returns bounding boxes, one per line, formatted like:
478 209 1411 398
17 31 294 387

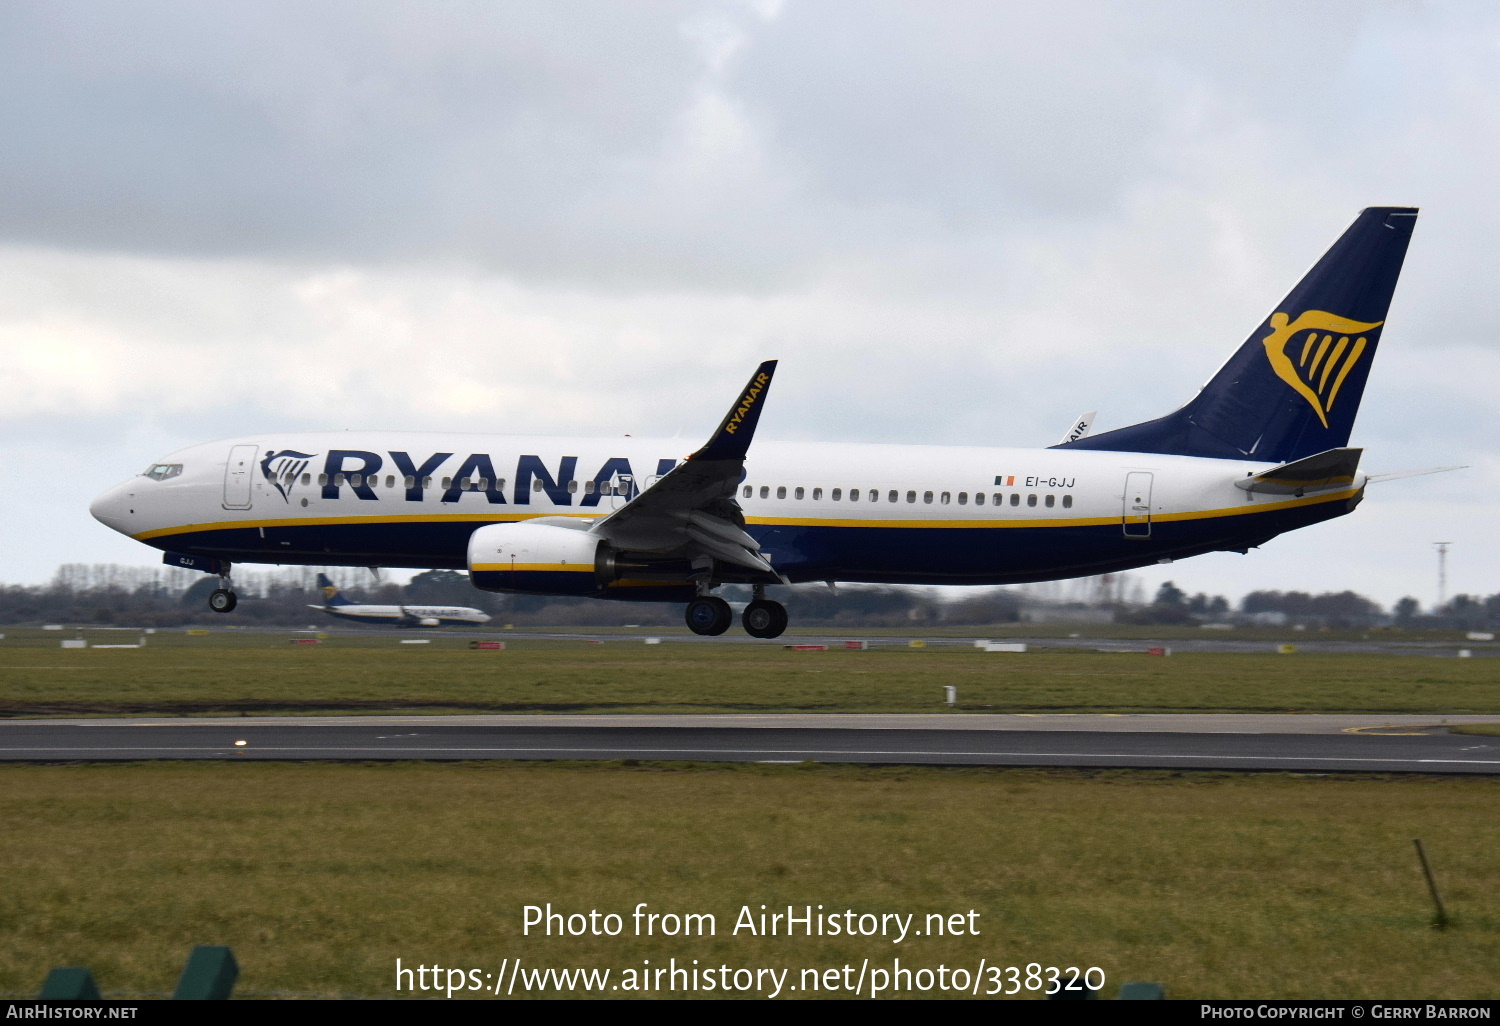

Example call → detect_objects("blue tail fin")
316 573 352 606
1056 207 1417 463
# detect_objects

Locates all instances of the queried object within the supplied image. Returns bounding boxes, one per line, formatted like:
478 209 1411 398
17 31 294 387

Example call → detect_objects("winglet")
690 360 778 462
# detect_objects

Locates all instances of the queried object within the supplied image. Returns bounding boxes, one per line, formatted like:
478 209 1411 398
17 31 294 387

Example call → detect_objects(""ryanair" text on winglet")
690 360 778 462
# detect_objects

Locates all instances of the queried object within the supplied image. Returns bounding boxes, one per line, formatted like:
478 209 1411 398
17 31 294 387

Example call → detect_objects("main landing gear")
684 596 732 636
683 588 788 638
741 599 788 639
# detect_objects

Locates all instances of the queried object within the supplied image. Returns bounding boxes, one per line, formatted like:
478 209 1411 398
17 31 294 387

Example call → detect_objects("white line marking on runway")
0 746 1498 765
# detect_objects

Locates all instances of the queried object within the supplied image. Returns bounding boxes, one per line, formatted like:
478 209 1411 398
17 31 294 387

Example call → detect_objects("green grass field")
1 762 1496 1000
1 628 1495 716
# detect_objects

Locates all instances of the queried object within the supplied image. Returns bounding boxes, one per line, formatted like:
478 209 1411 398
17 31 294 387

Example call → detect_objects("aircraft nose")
90 483 128 531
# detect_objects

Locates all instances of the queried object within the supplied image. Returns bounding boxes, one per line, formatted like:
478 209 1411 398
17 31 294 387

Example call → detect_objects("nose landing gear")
208 563 238 613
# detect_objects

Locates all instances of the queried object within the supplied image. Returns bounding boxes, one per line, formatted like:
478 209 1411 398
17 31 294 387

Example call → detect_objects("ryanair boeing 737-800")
308 573 490 628
91 208 1446 638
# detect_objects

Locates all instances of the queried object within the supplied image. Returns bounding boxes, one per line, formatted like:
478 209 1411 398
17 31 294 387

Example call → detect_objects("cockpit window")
143 464 183 482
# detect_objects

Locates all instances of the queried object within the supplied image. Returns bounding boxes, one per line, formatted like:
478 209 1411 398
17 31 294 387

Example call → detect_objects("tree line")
1 564 1495 630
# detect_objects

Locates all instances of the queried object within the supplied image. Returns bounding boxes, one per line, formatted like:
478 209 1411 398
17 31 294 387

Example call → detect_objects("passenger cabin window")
831 488 841 501
975 493 985 506
777 486 787 499
940 492 950 504
795 487 805 499
849 489 859 502
568 480 579 493
1027 494 1037 507
1009 494 1019 506
318 474 329 486
760 486 770 498
386 475 395 488
442 477 452 489
812 487 822 500
533 479 544 492
423 476 432 489
143 464 183 482
335 473 347 487
958 492 968 505
906 491 917 503
923 491 934 504
301 473 311 486
742 486 752 498
404 476 416 489
350 474 363 487
1045 494 1055 508
585 480 597 495
1063 495 1073 508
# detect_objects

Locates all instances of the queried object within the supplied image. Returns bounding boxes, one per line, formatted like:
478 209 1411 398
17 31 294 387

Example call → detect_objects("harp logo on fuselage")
261 449 318 503
1261 310 1383 429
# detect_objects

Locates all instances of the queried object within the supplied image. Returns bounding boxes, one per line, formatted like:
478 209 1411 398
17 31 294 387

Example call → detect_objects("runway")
2 715 1498 773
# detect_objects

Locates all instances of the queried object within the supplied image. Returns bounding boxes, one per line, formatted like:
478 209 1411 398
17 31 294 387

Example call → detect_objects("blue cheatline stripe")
147 490 1355 594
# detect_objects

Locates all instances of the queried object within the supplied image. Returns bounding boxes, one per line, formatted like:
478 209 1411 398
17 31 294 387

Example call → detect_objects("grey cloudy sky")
2 0 1495 605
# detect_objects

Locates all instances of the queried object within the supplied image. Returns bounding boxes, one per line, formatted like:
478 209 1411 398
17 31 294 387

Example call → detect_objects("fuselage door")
223 444 260 510
1122 471 1153 538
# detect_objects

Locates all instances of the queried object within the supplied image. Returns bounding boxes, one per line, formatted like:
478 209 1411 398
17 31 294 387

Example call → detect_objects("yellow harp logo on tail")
1262 310 1383 428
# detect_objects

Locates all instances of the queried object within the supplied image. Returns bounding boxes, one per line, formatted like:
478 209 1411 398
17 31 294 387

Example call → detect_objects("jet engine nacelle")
467 521 604 596
417 617 440 627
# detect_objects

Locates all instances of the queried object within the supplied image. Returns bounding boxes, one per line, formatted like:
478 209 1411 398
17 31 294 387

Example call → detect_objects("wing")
590 361 781 579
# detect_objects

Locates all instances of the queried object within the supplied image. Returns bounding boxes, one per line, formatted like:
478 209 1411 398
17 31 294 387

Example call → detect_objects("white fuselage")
313 601 491 627
90 431 1364 590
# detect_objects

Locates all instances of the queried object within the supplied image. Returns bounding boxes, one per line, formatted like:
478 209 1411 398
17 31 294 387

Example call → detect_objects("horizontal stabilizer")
1366 465 1467 484
1235 447 1362 495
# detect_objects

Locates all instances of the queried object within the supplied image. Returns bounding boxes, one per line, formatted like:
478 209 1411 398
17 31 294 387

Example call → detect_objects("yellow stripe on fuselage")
132 488 1358 542
470 563 594 573
133 510 596 541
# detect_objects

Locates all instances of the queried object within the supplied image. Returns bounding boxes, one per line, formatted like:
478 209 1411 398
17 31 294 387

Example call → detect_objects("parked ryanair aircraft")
92 208 1447 638
308 573 490 628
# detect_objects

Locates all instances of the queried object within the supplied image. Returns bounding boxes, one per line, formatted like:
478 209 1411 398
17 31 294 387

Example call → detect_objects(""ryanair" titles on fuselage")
263 449 681 506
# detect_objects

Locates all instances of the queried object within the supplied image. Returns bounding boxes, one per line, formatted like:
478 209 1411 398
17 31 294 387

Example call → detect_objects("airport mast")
1433 541 1451 610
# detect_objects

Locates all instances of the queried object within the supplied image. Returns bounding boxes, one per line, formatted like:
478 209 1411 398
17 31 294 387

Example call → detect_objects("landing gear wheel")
685 596 732 636
742 599 788 639
208 588 238 613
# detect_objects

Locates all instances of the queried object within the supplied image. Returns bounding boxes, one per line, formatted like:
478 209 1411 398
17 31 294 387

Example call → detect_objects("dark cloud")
0 1 705 267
